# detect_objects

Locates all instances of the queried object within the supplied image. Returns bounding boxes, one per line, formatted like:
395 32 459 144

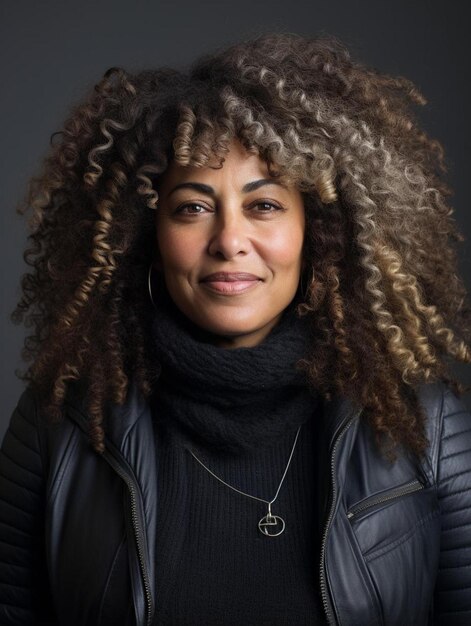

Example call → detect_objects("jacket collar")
64 378 150 451
320 392 363 446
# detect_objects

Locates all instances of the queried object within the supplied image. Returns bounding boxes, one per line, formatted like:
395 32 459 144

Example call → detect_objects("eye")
175 203 210 215
253 201 284 212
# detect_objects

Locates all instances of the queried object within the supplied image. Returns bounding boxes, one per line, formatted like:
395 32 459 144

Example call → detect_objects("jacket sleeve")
434 384 471 624
0 388 58 625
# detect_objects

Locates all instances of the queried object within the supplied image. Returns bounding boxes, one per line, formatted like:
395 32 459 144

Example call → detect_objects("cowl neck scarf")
150 290 320 456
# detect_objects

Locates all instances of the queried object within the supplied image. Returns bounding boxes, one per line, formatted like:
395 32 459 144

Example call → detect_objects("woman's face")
154 138 305 348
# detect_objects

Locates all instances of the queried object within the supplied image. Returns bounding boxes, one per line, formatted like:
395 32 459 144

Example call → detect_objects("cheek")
157 226 199 271
267 224 304 269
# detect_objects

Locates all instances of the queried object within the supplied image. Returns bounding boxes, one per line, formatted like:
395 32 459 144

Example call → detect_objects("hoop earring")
148 263 156 307
298 270 310 300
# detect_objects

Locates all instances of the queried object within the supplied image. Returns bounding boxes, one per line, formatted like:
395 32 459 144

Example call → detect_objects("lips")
201 272 260 282
200 272 262 295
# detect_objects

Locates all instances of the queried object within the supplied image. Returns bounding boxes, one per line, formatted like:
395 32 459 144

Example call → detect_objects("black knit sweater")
150 293 328 625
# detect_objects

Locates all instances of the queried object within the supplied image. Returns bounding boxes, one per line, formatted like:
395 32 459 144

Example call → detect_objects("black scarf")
150 290 320 457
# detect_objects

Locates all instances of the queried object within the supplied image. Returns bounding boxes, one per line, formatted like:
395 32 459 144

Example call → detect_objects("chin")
196 311 265 333
193 311 281 348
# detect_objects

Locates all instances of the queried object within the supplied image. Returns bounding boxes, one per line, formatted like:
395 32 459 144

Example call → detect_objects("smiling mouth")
200 279 262 295
201 272 261 282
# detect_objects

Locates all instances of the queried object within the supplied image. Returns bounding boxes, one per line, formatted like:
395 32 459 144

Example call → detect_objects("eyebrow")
166 178 286 198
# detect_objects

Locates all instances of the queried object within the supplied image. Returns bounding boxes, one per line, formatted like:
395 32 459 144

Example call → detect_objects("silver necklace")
187 425 302 537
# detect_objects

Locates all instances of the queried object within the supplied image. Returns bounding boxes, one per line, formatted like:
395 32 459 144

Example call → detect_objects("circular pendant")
258 512 285 536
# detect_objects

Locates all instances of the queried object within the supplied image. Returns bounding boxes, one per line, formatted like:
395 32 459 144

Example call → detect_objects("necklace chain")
187 425 302 536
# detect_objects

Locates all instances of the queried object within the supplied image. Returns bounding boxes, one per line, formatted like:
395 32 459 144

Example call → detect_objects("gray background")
2 0 470 437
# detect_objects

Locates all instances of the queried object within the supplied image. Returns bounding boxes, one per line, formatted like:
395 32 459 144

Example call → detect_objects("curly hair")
12 32 471 462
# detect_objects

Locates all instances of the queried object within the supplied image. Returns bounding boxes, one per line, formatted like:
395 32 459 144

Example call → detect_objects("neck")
150 290 319 455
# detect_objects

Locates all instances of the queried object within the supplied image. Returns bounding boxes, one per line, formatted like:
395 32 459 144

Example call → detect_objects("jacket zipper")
319 409 362 626
102 448 154 626
346 479 424 520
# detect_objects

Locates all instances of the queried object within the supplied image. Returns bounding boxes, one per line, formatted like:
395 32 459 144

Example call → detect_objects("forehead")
158 139 279 192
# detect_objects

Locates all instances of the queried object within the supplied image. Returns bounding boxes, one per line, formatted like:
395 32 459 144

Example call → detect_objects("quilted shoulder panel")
434 385 471 624
0 388 57 624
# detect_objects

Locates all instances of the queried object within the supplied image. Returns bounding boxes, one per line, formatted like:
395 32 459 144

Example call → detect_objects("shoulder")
415 380 471 444
12 385 38 423
3 386 42 450
414 380 471 486
1 386 45 491
3 384 90 476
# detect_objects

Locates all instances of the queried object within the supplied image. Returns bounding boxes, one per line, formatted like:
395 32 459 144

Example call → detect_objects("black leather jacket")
1 380 471 625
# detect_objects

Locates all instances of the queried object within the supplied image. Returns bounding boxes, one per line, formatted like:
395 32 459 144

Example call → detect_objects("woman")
1 32 471 626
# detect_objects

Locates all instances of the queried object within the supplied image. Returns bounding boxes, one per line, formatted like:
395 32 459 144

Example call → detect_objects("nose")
207 209 251 259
